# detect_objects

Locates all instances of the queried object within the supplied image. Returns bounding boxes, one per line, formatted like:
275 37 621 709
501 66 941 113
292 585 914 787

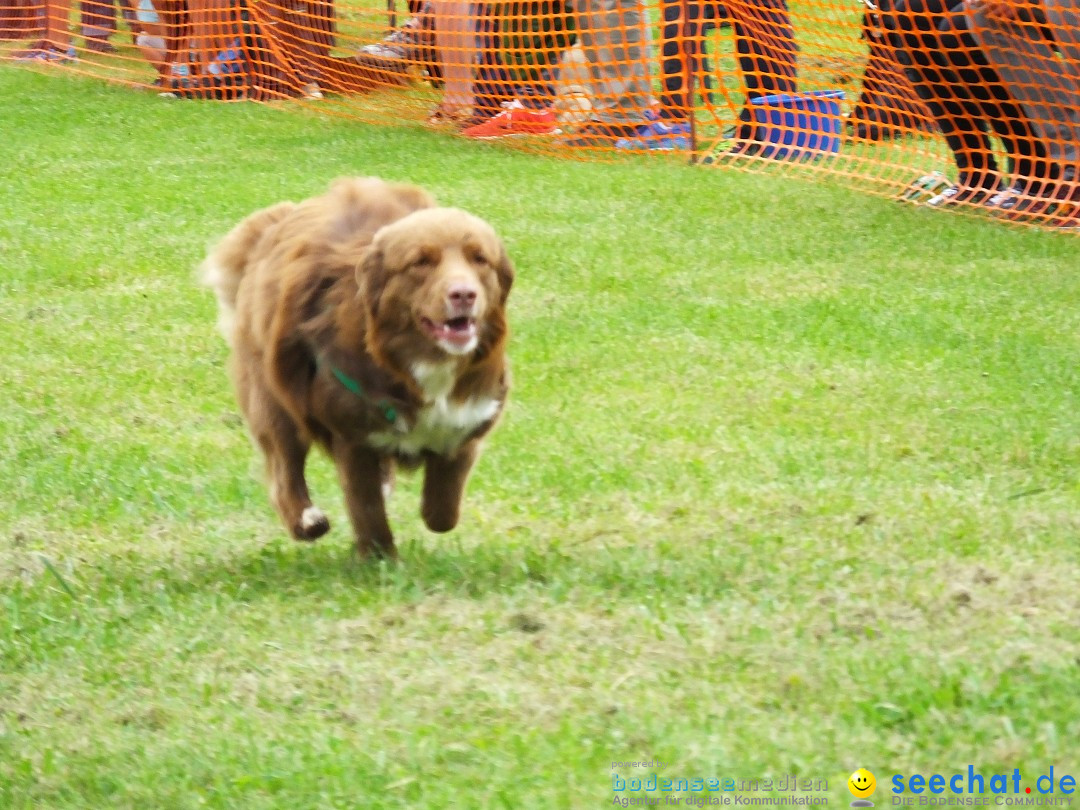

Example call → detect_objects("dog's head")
359 207 514 361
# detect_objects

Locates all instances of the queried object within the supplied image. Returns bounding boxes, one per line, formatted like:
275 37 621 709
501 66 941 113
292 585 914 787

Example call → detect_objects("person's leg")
132 0 168 76
81 0 117 49
467 1 513 119
187 0 242 93
501 0 574 107
459 0 563 137
158 0 192 80
881 0 999 190
573 0 652 133
1051 0 1080 64
735 0 796 99
0 3 16 40
309 0 334 59
136 34 168 76
969 1 1080 199
119 0 140 40
725 0 796 142
35 0 73 52
281 0 334 86
849 10 936 139
432 0 475 117
6 0 46 43
354 0 437 87
938 10 1049 193
658 0 686 114
657 0 713 120
1047 0 1080 204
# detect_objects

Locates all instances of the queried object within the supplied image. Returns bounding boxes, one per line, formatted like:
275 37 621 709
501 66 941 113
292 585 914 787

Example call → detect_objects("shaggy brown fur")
203 177 514 558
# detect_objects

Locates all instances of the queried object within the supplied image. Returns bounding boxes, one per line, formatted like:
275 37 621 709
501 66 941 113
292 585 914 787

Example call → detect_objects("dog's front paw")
293 506 331 541
421 503 459 534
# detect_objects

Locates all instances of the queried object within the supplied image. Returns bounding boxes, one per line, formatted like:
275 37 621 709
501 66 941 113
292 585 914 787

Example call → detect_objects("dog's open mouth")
421 315 478 349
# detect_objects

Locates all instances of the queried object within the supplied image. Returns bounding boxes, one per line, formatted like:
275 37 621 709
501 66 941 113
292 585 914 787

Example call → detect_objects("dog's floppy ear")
358 245 388 319
389 183 436 214
494 244 515 306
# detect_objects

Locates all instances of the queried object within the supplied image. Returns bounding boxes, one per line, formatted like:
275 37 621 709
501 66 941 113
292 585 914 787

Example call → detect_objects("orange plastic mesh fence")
3 0 1079 229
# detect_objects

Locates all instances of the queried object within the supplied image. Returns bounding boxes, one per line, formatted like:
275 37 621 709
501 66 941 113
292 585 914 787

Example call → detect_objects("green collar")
318 357 401 426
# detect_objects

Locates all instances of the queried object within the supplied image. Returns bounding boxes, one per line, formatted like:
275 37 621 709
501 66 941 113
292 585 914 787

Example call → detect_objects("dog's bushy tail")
201 202 296 343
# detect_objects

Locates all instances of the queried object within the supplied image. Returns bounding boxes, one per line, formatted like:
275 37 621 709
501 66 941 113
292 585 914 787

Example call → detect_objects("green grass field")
2 68 1079 809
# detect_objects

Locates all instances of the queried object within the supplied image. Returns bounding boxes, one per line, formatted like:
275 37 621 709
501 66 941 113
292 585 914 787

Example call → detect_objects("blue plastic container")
749 89 846 160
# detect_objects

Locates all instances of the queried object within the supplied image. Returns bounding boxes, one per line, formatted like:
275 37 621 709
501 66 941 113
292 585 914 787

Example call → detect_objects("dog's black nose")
448 285 478 308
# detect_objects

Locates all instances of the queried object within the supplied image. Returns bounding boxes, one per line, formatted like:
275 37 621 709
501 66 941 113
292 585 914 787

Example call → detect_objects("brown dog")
203 177 514 558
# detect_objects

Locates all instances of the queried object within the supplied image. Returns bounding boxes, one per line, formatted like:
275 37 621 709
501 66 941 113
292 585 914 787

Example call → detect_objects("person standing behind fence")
80 0 117 52
966 0 1080 216
457 0 574 138
155 0 194 85
561 0 655 145
657 0 724 120
428 0 478 122
353 0 486 122
80 0 139 52
1 0 43 41
879 0 1049 205
132 0 170 79
460 0 663 145
12 0 74 59
656 0 798 156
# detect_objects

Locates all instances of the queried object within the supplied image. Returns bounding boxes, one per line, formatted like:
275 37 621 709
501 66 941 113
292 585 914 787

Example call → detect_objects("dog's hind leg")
333 445 397 559
245 388 330 542
380 456 396 501
263 427 330 542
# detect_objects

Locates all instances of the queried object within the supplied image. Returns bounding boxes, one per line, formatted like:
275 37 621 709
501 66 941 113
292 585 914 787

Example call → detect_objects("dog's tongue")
430 316 476 347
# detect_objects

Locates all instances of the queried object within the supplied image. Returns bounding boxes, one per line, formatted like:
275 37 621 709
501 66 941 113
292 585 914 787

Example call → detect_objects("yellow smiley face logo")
848 769 877 798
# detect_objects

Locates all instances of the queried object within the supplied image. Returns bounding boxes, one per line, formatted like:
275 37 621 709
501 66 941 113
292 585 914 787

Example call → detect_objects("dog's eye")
411 249 437 269
468 249 489 266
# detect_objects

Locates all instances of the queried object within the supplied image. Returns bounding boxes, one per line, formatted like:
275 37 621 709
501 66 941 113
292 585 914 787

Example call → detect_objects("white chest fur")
366 361 501 457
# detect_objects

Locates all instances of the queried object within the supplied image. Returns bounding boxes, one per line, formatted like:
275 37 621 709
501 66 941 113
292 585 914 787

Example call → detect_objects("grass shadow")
154 532 681 604
9 526 740 630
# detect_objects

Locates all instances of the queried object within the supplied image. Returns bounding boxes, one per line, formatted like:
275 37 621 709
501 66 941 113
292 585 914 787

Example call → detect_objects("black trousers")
879 0 1049 187
658 0 797 137
81 0 137 39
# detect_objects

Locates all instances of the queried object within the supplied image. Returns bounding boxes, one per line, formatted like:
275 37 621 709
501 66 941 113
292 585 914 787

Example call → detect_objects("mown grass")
1 68 1079 809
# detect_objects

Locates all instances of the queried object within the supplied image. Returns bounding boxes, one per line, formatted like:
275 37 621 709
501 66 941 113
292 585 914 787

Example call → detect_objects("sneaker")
699 140 765 164
461 100 556 139
1054 212 1080 230
996 182 1080 221
898 171 951 203
999 194 1057 221
986 184 1023 209
925 184 998 207
84 38 117 54
354 8 434 82
157 73 190 98
357 31 414 62
722 140 765 159
615 120 691 151
14 45 76 62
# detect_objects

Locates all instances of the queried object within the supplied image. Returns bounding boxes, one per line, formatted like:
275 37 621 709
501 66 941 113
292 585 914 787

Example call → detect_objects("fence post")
679 0 698 163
